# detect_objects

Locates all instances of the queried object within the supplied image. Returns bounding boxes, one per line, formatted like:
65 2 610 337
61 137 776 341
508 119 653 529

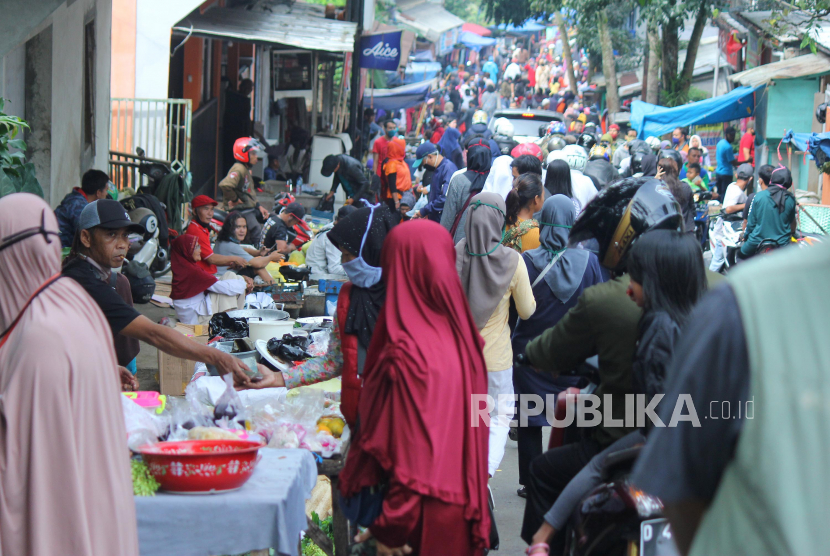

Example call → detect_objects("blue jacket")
420 157 458 222
54 189 88 247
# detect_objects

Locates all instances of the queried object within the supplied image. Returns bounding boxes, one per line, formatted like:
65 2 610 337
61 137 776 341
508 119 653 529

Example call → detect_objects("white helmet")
494 117 514 138
645 136 661 152
546 149 567 166
472 110 489 125
561 144 588 172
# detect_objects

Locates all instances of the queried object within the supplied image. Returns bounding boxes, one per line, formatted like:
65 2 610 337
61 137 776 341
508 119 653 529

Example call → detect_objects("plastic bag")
122 396 168 451
208 312 248 340
308 328 331 357
266 333 312 361
166 391 215 441
213 373 248 428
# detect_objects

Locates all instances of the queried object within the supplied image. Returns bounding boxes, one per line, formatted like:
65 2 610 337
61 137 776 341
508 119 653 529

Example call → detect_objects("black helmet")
629 140 652 156
123 260 155 304
631 153 647 175
817 102 827 124
570 177 682 272
577 132 598 151
658 149 683 169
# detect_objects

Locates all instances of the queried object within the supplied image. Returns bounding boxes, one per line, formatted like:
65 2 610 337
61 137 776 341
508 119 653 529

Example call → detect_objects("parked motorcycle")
693 191 714 251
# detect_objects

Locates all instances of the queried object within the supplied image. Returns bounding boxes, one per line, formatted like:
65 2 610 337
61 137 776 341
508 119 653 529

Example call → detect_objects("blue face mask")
385 128 397 139
672 137 680 145
341 206 383 289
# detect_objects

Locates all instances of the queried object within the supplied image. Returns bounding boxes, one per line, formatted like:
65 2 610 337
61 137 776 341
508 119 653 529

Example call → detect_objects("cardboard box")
158 324 209 396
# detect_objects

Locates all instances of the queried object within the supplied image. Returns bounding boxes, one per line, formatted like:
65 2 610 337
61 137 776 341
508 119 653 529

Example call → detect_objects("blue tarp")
783 129 830 168
403 61 442 84
460 30 496 51
631 86 765 139
364 79 433 112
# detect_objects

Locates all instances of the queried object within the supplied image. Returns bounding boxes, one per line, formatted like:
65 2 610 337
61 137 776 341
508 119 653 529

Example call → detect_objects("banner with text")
360 31 403 71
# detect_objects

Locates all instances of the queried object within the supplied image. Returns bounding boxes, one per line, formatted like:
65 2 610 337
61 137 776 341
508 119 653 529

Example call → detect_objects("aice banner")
360 31 402 71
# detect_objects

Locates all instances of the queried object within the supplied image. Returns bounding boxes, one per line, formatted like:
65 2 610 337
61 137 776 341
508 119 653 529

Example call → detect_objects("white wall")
0 44 26 119
0 0 112 206
135 0 204 99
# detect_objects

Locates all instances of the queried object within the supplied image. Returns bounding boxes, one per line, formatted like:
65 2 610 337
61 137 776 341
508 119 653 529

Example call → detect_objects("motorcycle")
693 191 714 251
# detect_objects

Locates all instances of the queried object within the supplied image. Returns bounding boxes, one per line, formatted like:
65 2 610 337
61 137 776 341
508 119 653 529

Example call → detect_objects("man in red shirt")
526 60 536 90
739 122 755 165
373 120 398 177
185 195 247 274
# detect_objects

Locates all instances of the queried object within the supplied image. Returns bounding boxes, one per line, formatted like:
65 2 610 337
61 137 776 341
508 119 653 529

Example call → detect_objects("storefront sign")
360 31 402 71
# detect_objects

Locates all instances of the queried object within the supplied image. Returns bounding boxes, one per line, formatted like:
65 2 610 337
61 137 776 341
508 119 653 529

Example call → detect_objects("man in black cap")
410 142 458 222
62 199 255 385
260 202 306 255
321 153 376 206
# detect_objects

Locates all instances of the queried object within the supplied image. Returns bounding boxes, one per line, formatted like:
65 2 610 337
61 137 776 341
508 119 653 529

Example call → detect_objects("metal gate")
109 98 192 191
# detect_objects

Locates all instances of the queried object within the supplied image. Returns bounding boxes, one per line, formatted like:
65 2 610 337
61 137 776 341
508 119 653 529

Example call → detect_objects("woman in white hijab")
689 134 712 167
482 155 515 199
0 194 138 555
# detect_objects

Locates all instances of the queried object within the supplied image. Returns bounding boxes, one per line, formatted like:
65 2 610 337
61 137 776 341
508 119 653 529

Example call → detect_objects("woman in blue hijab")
512 194 605 497
437 127 464 170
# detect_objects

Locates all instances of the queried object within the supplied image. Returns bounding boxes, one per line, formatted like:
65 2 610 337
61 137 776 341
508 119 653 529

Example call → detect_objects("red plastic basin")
138 439 263 494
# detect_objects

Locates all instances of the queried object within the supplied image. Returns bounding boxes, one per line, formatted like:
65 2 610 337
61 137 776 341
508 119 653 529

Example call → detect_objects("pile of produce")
131 459 160 496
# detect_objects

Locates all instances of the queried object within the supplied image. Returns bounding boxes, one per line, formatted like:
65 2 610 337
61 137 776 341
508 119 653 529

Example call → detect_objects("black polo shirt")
63 258 141 335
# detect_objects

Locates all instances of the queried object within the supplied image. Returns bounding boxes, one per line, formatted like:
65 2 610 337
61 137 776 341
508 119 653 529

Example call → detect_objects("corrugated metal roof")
730 53 830 87
172 5 357 53
395 2 464 42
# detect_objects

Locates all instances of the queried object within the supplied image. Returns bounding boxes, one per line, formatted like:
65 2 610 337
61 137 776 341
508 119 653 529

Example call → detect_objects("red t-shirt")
373 136 389 177
738 132 755 163
185 220 217 274
526 64 536 88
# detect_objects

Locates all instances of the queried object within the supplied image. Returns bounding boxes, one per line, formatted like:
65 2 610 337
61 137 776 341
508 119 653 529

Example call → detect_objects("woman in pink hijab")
0 193 138 555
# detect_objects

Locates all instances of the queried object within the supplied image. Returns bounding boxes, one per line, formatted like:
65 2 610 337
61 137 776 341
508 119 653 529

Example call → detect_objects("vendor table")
135 448 317 556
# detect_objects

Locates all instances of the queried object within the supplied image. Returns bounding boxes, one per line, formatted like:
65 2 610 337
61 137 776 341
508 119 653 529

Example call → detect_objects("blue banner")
360 31 402 71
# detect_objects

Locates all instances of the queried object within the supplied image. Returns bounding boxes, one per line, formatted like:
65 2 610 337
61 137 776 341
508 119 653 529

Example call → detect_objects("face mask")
341 207 383 289
386 128 397 139
423 163 437 172
672 137 680 145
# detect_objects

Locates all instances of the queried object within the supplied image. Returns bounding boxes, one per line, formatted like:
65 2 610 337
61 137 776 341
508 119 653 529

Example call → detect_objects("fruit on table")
317 417 345 438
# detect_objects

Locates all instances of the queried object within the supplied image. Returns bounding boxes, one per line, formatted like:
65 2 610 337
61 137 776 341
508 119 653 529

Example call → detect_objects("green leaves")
0 98 42 199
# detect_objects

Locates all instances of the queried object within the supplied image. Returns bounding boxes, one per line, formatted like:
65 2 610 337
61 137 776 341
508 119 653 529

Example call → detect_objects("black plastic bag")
266 333 312 361
209 312 248 340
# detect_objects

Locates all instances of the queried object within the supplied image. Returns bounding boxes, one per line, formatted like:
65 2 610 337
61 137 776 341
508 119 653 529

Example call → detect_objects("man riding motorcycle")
219 137 270 244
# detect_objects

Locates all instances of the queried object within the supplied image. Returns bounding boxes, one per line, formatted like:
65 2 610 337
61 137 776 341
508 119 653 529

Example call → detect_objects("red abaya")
339 220 491 554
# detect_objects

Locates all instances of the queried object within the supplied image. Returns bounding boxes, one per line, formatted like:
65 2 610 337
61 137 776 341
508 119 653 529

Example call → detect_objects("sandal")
526 542 549 555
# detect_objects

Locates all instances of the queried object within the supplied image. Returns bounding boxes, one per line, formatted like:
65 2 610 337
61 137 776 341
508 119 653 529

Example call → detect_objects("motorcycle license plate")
640 518 680 556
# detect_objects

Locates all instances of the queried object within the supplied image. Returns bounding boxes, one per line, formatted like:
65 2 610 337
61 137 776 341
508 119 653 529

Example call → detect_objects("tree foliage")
0 99 42 199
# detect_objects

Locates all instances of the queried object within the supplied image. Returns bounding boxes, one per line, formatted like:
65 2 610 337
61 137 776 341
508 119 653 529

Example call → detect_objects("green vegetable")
301 512 333 556
131 459 160 496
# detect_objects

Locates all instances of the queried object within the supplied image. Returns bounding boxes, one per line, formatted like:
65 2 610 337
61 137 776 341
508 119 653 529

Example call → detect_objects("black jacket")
329 155 375 203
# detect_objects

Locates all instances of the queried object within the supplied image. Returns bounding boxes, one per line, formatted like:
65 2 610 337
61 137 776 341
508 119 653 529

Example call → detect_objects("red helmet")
511 142 543 161
233 137 258 164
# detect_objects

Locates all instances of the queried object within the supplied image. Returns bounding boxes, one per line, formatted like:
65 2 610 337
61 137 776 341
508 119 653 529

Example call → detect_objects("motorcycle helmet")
630 152 647 175
629 139 652 156
547 149 567 166
658 149 683 170
472 110 489 125
645 136 661 153
589 144 609 161
511 142 544 161
570 177 682 272
816 103 827 124
577 132 598 151
128 206 158 237
494 118 515 138
274 192 296 211
233 137 260 164
123 260 155 304
547 136 567 153
562 144 588 172
548 121 568 136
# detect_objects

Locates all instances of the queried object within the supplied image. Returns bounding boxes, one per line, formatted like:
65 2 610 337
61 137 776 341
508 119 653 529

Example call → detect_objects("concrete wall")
0 0 112 207
134 0 204 99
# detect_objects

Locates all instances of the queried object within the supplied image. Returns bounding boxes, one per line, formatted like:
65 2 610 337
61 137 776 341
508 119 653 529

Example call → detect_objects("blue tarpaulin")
460 30 496 51
631 86 765 139
403 61 442 84
364 79 433 112
783 129 830 168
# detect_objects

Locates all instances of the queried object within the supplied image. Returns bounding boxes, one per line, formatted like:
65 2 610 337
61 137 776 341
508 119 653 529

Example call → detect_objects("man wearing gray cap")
62 199 256 385
709 163 752 272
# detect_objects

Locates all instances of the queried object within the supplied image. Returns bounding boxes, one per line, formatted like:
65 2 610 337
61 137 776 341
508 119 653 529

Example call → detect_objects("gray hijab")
455 192 519 329
525 194 591 303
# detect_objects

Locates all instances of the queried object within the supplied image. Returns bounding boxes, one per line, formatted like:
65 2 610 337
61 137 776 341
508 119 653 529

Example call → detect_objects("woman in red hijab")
380 137 413 213
339 220 491 555
170 234 250 324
